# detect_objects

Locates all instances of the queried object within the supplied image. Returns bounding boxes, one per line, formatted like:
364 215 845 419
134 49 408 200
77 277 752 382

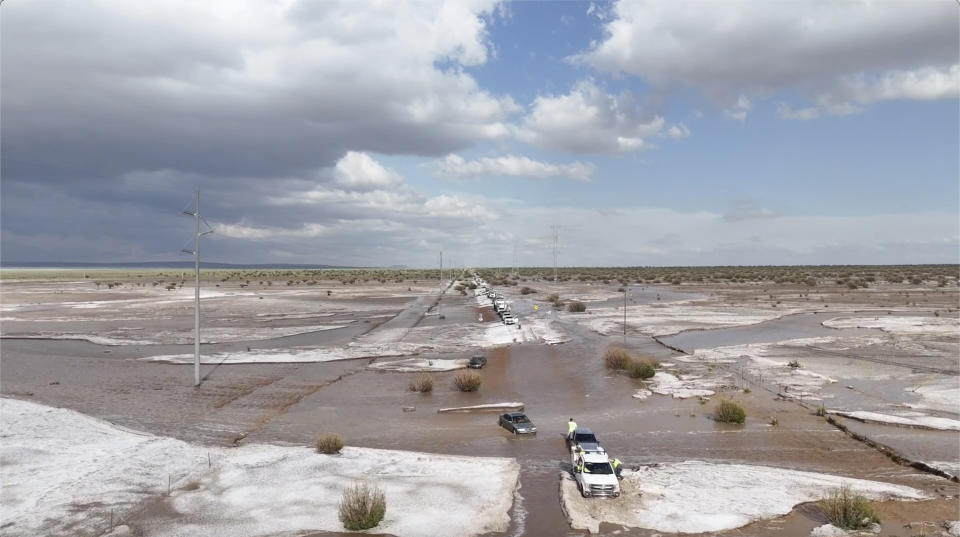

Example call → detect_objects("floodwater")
2 277 958 536
659 311 883 351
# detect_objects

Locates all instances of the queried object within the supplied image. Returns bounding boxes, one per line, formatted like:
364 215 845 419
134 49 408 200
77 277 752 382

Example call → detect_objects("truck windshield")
576 433 597 443
585 462 613 474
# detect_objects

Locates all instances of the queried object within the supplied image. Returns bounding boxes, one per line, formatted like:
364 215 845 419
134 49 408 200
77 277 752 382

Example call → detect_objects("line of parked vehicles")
471 275 518 326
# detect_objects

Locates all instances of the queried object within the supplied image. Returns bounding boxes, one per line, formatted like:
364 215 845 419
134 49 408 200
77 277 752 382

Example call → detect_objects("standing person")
567 418 577 440
612 458 623 479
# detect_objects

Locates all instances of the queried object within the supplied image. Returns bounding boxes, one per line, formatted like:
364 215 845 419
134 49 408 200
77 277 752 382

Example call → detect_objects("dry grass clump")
605 348 657 379
714 399 746 424
316 433 344 454
408 373 434 393
604 347 632 370
818 486 879 530
567 301 587 312
627 359 656 379
520 286 537 295
339 482 386 531
453 371 482 392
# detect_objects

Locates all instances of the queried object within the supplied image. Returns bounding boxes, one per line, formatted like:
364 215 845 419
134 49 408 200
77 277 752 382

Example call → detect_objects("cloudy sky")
2 0 958 267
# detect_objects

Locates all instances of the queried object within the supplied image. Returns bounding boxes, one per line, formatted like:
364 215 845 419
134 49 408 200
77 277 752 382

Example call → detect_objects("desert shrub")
520 286 537 295
818 486 879 530
567 301 587 312
787 359 801 369
316 433 344 454
408 373 434 393
453 371 482 392
546 293 560 304
604 347 632 370
627 359 656 379
714 400 746 424
339 482 386 531
816 405 827 417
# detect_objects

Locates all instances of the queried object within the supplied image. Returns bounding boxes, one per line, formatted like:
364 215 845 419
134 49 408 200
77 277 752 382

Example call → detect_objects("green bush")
819 486 879 530
339 482 386 531
567 301 587 312
627 359 656 379
604 347 631 370
408 373 434 393
714 400 746 424
316 433 344 454
453 371 482 392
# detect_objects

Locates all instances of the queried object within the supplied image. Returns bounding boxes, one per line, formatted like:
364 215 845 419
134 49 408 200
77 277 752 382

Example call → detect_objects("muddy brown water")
2 281 958 536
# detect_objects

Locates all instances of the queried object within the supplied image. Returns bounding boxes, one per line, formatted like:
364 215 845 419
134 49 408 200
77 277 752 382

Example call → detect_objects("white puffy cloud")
576 1 959 117
665 124 691 140
724 95 752 122
432 154 595 181
2 0 518 183
776 103 820 121
814 65 960 114
334 152 402 189
516 79 664 153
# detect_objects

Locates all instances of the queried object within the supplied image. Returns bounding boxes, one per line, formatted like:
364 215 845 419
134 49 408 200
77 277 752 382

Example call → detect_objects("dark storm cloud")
0 0 517 262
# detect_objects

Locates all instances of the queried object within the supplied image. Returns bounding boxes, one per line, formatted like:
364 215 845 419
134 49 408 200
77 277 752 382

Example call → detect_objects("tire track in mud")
651 335 960 484
794 344 959 376
225 282 460 445
228 358 376 446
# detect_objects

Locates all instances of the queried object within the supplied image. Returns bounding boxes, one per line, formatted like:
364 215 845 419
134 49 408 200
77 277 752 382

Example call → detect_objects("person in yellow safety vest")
567 418 577 440
612 458 623 479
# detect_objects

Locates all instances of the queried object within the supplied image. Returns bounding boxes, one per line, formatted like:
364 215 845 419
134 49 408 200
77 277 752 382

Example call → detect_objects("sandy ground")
2 273 958 536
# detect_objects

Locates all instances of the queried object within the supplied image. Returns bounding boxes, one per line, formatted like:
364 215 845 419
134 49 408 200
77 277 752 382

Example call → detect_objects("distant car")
499 412 537 435
502 314 517 325
468 355 487 369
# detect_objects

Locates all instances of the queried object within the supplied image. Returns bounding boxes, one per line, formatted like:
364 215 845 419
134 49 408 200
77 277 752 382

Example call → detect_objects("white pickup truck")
572 451 620 498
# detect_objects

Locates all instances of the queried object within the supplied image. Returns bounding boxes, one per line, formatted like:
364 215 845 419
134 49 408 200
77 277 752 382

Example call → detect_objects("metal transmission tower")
551 225 560 283
512 242 519 278
181 191 213 386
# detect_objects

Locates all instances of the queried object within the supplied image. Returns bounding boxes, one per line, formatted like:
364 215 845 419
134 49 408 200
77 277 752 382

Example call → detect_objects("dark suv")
468 355 487 369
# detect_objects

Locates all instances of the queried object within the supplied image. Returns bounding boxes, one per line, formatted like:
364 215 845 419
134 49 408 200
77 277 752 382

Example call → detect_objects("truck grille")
589 484 617 497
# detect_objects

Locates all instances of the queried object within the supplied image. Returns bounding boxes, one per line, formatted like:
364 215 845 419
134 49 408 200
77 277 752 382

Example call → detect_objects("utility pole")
439 251 443 289
181 191 212 386
551 225 560 283
512 241 518 278
623 285 628 345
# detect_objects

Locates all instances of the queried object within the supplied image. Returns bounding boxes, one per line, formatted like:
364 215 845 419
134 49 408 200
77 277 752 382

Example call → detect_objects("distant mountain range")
1 261 367 269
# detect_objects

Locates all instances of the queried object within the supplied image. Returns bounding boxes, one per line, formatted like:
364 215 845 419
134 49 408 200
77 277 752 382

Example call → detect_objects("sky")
1 0 958 268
